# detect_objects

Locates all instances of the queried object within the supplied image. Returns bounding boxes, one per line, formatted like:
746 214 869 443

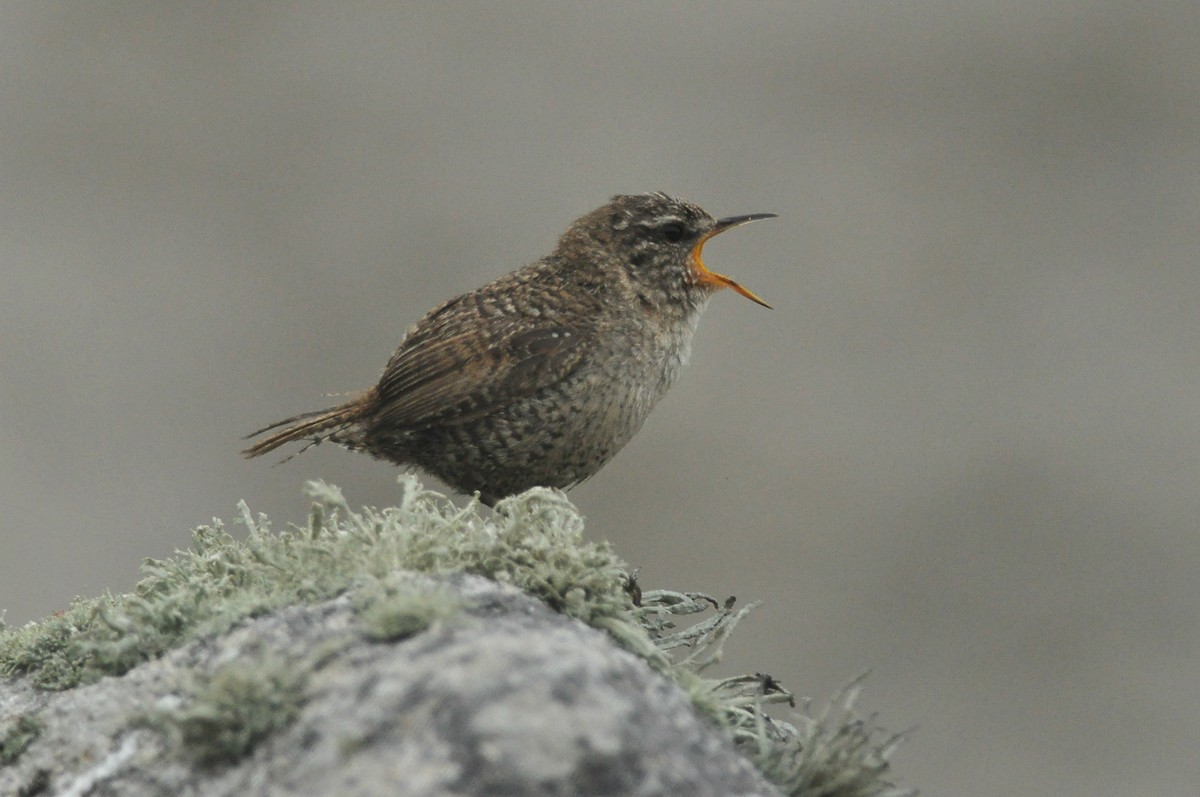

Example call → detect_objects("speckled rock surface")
0 573 780 797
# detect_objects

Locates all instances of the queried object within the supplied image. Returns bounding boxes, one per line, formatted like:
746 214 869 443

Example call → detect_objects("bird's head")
558 192 773 314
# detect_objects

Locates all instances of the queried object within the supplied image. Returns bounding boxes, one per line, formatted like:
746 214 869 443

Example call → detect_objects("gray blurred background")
2 3 1197 795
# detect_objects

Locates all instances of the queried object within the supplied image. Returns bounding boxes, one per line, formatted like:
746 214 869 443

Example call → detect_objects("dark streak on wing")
370 293 593 429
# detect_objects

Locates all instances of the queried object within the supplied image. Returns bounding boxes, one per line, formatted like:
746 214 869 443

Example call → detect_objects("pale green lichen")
639 590 912 797
751 680 910 797
0 713 43 766
0 477 910 797
353 573 462 642
152 654 306 767
0 478 633 688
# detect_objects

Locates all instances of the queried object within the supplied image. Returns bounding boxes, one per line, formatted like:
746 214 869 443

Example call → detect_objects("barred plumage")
244 193 773 505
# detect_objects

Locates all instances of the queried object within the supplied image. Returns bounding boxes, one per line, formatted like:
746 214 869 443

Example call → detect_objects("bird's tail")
242 394 369 461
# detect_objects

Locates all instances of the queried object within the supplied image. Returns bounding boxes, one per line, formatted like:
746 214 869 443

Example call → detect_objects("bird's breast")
577 308 705 432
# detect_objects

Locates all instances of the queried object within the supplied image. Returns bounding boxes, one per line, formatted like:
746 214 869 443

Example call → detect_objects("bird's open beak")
690 213 776 309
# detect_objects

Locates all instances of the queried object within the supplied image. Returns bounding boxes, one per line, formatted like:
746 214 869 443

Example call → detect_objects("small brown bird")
244 192 774 505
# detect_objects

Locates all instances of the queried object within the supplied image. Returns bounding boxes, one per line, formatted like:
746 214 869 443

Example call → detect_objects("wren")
244 192 774 505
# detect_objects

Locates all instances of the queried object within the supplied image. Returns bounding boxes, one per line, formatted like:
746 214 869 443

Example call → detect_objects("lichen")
0 478 632 688
151 653 307 767
0 476 910 797
0 713 42 766
353 573 462 642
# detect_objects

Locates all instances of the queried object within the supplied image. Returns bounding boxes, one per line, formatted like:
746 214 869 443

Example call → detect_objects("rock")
0 572 781 797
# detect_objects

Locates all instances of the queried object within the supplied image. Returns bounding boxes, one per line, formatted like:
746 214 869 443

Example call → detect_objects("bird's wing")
370 296 595 429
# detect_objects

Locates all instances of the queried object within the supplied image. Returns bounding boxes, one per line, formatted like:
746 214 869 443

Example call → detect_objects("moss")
0 477 910 797
154 654 306 768
0 713 43 766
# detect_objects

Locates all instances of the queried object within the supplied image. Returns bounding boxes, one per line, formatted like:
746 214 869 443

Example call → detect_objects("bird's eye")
661 222 686 243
